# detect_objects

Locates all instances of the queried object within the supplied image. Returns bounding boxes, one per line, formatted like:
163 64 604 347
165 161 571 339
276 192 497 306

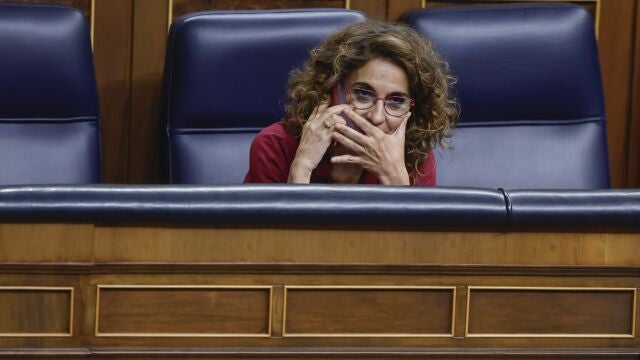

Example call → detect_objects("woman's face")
344 58 410 134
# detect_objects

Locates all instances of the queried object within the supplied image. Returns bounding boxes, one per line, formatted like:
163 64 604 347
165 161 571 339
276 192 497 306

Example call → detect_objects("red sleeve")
412 152 436 186
243 122 298 183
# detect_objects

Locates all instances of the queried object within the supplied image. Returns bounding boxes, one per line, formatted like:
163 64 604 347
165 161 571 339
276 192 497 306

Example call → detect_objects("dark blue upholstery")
2 184 638 230
505 189 640 229
0 3 101 185
0 185 507 227
163 9 366 184
402 4 609 189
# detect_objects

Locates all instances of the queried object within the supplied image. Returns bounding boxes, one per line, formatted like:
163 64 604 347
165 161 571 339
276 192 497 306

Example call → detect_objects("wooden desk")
0 222 638 359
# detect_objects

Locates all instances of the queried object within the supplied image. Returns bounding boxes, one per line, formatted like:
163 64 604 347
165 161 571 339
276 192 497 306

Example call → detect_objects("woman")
244 20 458 185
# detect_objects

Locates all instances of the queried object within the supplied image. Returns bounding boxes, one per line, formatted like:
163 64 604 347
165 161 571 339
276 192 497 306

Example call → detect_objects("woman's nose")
366 99 386 126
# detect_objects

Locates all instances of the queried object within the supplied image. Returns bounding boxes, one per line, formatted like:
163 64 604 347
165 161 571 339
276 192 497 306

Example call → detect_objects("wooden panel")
54 349 640 360
95 285 272 336
94 226 640 266
597 0 636 188
171 0 346 21
128 0 169 183
284 286 454 336
31 349 640 359
0 287 73 336
388 0 421 21
628 0 640 187
467 287 637 337
2 261 640 351
0 223 94 263
349 0 386 20
93 0 133 183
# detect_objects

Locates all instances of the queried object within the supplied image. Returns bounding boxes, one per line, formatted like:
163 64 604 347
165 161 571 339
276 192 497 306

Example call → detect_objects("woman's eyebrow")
352 82 410 97
388 91 410 97
351 81 373 89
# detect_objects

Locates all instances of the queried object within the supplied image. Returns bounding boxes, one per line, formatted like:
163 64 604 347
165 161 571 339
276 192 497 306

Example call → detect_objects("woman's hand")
329 144 364 183
330 108 411 185
288 102 350 183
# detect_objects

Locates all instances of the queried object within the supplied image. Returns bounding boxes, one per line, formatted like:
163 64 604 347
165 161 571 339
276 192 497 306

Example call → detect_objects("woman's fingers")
311 102 328 120
327 103 354 114
331 130 364 154
341 108 383 137
333 122 370 147
330 154 361 165
310 104 351 129
392 112 411 137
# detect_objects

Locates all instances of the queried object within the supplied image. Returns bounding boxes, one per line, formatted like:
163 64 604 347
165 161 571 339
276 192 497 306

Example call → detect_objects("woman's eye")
386 96 407 108
353 88 374 100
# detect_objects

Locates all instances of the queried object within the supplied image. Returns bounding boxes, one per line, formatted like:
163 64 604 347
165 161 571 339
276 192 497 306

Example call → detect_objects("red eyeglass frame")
344 86 415 117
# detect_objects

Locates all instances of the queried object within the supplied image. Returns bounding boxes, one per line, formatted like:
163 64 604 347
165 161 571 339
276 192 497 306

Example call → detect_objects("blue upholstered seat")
402 4 609 189
0 3 101 185
163 9 366 184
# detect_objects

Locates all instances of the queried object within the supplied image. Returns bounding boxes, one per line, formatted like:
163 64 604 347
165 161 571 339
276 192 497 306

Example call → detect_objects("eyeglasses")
346 86 414 117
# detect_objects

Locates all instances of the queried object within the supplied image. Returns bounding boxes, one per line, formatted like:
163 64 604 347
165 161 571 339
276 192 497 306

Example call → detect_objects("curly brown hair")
285 20 458 178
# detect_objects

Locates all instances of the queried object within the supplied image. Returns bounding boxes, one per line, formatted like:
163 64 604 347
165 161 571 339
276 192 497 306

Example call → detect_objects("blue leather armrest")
0 185 507 228
2 185 638 230
505 189 640 229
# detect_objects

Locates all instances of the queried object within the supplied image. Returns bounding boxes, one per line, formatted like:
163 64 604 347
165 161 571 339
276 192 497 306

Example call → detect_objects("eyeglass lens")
350 87 411 117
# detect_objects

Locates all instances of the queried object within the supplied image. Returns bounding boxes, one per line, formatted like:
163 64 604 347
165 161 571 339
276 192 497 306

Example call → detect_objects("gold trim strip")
451 286 457 337
345 0 350 10
465 286 471 337
96 332 270 338
632 287 637 337
0 286 74 337
90 0 95 48
594 0 601 39
467 333 635 338
95 285 273 337
167 0 173 32
465 286 637 338
283 333 453 338
69 287 75 337
285 285 455 289
283 286 456 338
94 284 100 337
97 284 272 289
283 286 288 336
469 286 636 291
268 286 273 337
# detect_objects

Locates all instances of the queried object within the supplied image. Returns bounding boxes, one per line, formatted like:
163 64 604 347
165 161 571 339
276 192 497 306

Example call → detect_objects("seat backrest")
0 3 101 185
163 9 366 184
402 4 609 189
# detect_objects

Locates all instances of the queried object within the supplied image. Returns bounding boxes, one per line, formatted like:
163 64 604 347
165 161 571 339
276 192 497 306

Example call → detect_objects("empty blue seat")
0 3 101 185
163 9 366 184
402 4 609 189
